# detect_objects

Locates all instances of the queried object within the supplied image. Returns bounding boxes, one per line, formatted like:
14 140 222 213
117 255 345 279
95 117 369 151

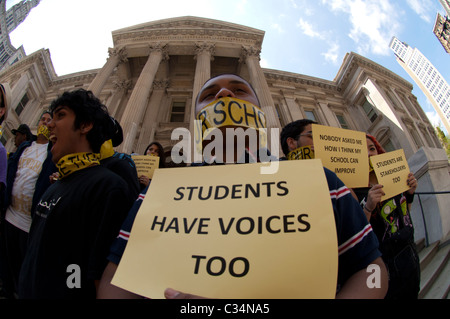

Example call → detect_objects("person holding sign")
280 119 387 298
18 89 134 298
352 134 420 299
138 141 166 190
100 117 140 203
97 75 387 299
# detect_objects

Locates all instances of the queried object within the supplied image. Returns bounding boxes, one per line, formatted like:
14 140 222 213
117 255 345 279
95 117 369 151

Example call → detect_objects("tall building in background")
0 0 40 71
389 36 450 135
434 0 450 54
439 0 450 15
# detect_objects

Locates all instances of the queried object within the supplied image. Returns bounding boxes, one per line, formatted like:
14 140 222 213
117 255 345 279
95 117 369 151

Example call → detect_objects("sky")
6 0 450 134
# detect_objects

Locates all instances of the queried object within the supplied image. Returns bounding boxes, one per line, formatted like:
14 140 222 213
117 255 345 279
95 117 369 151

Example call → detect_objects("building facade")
0 17 442 159
0 17 448 241
433 12 450 54
390 36 450 135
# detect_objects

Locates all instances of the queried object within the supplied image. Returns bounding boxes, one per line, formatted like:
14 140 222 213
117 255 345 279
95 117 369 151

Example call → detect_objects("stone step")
419 243 450 299
415 238 425 252
419 240 440 271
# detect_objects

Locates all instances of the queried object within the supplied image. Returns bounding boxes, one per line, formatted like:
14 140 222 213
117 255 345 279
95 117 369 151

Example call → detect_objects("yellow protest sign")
370 149 410 201
112 160 338 299
312 124 369 188
132 155 160 179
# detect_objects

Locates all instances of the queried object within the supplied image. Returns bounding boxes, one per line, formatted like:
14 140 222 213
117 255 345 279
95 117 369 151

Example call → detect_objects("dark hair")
49 89 114 153
40 110 52 119
280 119 317 156
194 73 261 108
144 141 166 168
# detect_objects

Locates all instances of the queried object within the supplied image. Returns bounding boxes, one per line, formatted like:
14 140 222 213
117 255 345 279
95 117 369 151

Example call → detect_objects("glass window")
382 140 395 152
305 110 317 122
15 93 29 117
336 114 349 129
170 101 186 122
362 100 378 123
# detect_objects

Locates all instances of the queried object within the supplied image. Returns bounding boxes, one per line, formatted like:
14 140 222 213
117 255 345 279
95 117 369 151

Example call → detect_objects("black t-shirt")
18 165 133 299
101 152 140 202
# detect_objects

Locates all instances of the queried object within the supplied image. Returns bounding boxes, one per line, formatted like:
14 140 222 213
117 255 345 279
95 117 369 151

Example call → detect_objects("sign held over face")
112 160 338 299
369 149 410 201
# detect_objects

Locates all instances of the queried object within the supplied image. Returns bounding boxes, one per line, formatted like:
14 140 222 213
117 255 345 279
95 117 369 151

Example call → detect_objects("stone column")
240 46 280 153
88 46 128 97
189 42 215 162
283 95 303 122
137 79 170 153
317 101 340 127
240 45 280 129
121 43 168 154
109 79 132 118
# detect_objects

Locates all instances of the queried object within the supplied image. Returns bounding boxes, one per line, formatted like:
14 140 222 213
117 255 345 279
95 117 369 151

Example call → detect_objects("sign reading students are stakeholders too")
112 160 338 299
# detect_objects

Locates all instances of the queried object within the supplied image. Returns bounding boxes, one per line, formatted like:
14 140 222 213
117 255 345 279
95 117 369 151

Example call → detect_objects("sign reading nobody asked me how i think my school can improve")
112 160 338 299
312 124 369 188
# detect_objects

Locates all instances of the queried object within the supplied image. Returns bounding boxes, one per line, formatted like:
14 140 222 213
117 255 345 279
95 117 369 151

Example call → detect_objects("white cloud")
297 18 325 39
322 43 340 64
260 57 270 68
325 0 401 56
426 111 443 128
271 23 284 34
406 0 433 23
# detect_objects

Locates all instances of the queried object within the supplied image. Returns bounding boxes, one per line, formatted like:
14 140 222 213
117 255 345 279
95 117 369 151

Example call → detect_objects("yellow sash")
99 139 115 160
37 125 50 140
56 152 101 179
194 97 267 153
287 145 314 160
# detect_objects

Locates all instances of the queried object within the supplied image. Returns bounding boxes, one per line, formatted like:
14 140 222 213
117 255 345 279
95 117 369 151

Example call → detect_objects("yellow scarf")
37 125 50 140
99 139 115 160
194 97 267 154
287 145 314 160
56 152 101 179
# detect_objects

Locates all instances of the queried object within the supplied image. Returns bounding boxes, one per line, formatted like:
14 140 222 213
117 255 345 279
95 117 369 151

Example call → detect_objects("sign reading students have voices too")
112 160 338 299
312 124 369 188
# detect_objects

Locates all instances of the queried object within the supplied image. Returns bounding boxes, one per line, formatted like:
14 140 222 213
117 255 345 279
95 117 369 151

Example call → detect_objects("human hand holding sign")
366 184 385 211
406 172 418 195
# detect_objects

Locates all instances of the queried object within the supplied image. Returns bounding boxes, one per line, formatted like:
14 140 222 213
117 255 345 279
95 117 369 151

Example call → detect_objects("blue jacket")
3 140 57 218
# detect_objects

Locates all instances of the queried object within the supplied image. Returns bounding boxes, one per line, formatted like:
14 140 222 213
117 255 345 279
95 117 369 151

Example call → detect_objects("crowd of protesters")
0 74 419 299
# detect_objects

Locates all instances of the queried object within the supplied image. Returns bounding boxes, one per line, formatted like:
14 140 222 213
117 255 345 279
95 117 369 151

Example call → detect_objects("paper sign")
370 149 410 201
312 124 369 188
132 155 160 179
112 160 338 299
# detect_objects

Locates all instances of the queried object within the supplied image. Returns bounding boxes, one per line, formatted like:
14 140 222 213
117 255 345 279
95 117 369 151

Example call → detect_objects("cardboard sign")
370 149 410 201
312 124 369 188
112 160 338 299
132 155 160 179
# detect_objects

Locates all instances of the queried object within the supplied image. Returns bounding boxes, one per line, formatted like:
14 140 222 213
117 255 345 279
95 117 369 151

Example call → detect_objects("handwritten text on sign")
312 124 369 188
132 155 160 179
112 160 338 299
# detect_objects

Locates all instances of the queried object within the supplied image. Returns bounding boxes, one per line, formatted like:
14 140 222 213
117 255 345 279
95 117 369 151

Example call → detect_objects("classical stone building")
0 16 448 242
